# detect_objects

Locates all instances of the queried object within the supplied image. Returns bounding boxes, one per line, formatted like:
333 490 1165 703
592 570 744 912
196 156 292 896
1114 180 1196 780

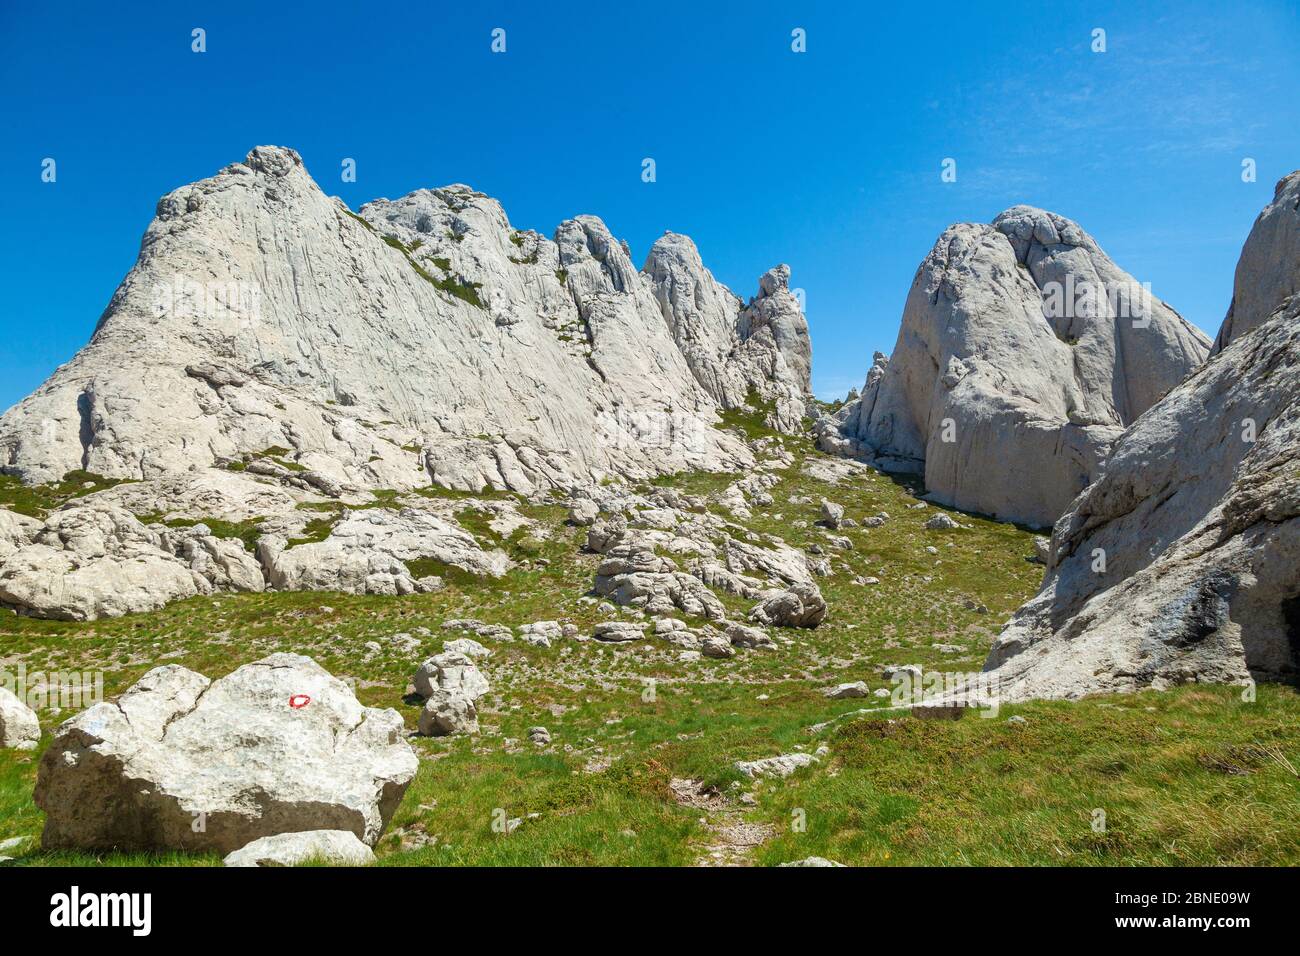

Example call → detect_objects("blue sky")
2 1 1297 410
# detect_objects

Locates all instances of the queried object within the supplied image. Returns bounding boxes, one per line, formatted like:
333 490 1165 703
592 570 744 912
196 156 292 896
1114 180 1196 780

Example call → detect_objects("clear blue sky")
2 1 1297 410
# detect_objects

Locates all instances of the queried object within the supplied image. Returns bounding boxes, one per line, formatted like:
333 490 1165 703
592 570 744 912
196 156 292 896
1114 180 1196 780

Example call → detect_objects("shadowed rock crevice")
1280 594 1300 672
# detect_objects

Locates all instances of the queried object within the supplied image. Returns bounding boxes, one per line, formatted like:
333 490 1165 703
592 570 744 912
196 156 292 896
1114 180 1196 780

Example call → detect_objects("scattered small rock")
592 621 645 642
223 830 376 867
779 856 846 867
819 499 845 529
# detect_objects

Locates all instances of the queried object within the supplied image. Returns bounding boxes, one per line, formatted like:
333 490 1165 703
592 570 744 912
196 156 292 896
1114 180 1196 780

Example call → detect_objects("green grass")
376 229 485 308
715 388 779 441
0 470 136 518
343 208 375 231
751 685 1300 866
286 516 336 549
2 425 1296 867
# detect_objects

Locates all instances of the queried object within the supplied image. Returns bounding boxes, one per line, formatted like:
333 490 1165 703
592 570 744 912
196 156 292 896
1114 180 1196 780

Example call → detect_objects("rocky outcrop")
581 486 827 628
592 536 728 620
749 582 828 628
984 177 1300 700
0 146 811 494
0 510 40 560
0 504 254 621
644 236 812 432
34 654 417 852
0 145 813 620
1211 171 1300 353
0 493 516 618
259 507 506 597
819 206 1210 527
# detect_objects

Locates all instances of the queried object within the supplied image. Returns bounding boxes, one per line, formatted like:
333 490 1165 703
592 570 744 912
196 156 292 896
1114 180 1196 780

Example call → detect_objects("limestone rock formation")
34 654 417 851
0 146 810 493
984 176 1300 700
819 206 1209 527
0 504 254 621
1211 171 1300 353
749 582 828 628
418 691 479 737
645 236 811 432
412 651 490 701
0 146 813 620
0 490 522 619
259 507 505 597
581 485 828 628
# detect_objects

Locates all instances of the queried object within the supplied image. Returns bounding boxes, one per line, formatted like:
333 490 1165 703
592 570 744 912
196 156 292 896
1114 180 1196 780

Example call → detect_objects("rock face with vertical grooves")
0 146 813 619
818 206 1210 528
0 146 811 493
1211 170 1300 354
984 173 1300 701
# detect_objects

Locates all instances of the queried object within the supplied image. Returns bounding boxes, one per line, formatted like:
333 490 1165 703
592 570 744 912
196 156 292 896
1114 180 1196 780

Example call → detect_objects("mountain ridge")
0 146 812 495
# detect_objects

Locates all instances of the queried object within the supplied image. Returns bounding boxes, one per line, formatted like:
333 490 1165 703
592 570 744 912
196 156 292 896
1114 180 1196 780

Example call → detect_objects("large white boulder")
412 651 490 701
417 691 479 737
33 654 417 852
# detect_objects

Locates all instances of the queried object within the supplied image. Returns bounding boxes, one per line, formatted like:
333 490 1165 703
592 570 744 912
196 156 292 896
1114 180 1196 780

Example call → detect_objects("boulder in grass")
223 829 376 867
34 654 417 853
819 499 845 529
417 689 479 737
412 651 490 700
0 687 40 750
749 582 828 628
591 621 645 643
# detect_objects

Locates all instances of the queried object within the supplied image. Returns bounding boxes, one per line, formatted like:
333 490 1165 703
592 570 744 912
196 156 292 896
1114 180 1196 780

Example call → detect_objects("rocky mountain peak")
241 144 306 177
817 204 1209 527
992 205 1091 256
1211 169 1300 354
0 146 813 494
